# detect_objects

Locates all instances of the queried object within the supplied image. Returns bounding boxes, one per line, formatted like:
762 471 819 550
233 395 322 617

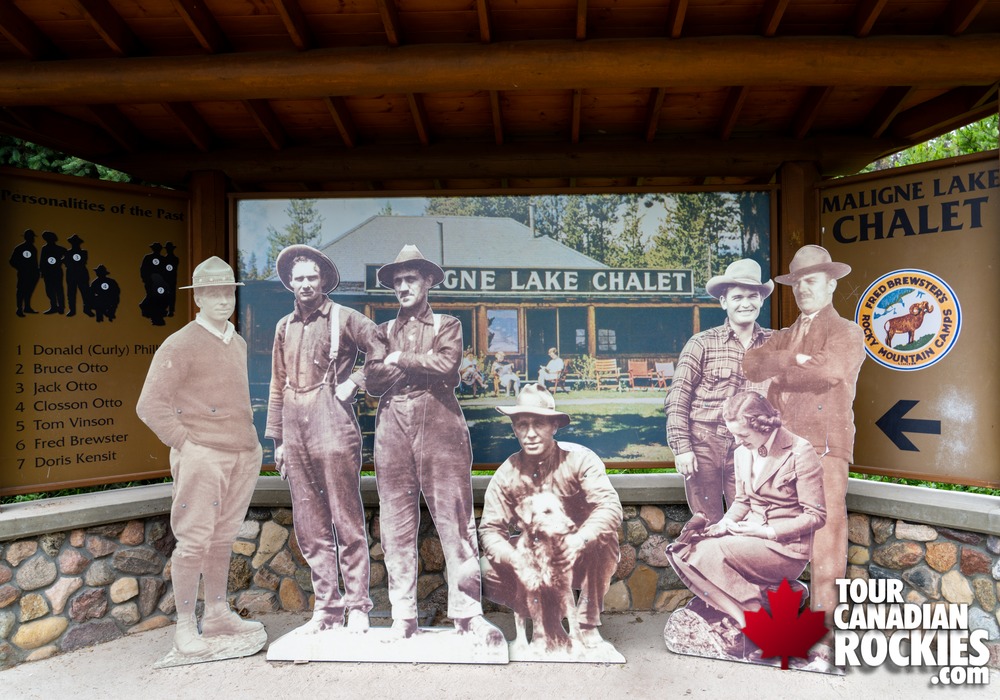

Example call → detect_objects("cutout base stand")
154 626 267 669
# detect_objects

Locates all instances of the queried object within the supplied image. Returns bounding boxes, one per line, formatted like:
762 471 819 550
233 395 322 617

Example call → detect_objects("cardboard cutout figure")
264 245 376 635
136 256 266 667
480 385 625 663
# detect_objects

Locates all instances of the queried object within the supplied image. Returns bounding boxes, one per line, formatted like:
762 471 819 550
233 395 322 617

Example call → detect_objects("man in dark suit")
742 244 865 623
9 229 40 316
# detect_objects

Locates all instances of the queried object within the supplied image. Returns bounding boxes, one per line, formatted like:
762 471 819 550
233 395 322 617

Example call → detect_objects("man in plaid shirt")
665 259 774 525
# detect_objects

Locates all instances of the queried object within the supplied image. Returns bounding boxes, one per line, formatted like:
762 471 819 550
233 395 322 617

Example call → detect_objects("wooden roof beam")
863 86 916 138
890 84 998 141
3 37 999 104
375 0 403 47
947 0 987 35
490 90 503 145
323 96 358 148
407 93 431 144
161 102 214 152
576 0 587 41
272 0 312 50
571 89 582 143
72 0 141 57
243 99 288 150
792 86 834 139
0 0 61 60
644 87 666 142
718 86 749 139
170 0 229 54
760 0 790 37
476 0 492 43
853 0 888 38
666 0 687 38
83 104 144 152
0 107 115 155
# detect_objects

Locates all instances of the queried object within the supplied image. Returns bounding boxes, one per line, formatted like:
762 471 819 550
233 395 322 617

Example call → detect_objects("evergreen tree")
265 199 324 270
645 193 740 289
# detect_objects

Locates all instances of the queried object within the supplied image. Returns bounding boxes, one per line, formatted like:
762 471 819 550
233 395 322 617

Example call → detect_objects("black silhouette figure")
39 230 67 315
162 241 179 317
139 272 170 326
90 265 120 323
140 242 164 289
64 234 94 318
9 228 40 317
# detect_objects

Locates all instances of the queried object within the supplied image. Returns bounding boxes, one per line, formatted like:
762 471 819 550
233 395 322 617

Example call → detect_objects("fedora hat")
496 384 570 429
774 245 851 284
67 234 84 245
705 259 774 299
179 256 243 289
275 244 340 294
376 244 445 289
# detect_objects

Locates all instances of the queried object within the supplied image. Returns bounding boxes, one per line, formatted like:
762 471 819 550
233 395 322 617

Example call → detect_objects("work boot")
384 617 417 641
455 615 504 645
201 607 263 637
174 613 208 655
347 609 370 633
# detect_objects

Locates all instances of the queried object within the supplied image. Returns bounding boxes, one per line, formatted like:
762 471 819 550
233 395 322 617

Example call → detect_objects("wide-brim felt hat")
376 244 445 289
94 265 109 275
179 256 243 289
67 234 84 245
42 230 57 242
705 258 774 299
774 244 852 284
496 384 571 429
275 244 340 294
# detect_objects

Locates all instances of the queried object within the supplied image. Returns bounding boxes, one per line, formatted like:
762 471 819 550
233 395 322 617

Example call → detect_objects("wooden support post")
586 305 597 357
775 161 821 328
189 170 229 266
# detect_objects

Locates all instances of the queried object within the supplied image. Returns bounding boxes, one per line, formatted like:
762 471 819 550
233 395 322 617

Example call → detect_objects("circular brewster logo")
855 269 960 371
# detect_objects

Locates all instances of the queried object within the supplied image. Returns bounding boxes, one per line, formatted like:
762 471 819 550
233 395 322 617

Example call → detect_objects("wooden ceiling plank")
792 86 834 139
576 0 587 41
947 0 987 36
890 85 999 141
84 104 144 152
162 102 213 152
407 93 431 145
864 85 916 138
644 87 666 142
375 0 403 47
72 0 141 57
272 0 313 50
244 99 288 151
852 0 888 38
571 89 582 143
476 0 492 43
760 0 790 37
666 0 687 39
3 37 1000 104
170 0 229 54
323 96 358 148
0 0 61 60
1 106 115 154
718 86 749 140
490 90 503 145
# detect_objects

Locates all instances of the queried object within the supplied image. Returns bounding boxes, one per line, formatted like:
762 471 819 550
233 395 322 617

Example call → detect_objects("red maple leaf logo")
741 579 828 670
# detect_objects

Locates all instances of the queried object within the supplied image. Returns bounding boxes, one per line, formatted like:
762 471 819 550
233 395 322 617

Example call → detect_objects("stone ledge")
2 474 996 542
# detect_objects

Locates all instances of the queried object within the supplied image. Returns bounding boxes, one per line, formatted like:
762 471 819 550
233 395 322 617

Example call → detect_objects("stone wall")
1 504 998 669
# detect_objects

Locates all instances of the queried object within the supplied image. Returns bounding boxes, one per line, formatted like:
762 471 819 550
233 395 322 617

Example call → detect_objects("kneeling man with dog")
479 384 623 658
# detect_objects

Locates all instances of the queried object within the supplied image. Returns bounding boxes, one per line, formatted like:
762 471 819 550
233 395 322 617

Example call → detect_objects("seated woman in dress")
665 391 826 634
491 351 521 396
459 350 487 397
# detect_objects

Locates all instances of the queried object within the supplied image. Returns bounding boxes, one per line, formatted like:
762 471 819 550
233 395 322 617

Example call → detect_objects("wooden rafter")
375 0 403 47
0 0 60 60
72 0 140 57
170 0 229 54
576 0 587 41
947 0 987 35
863 86 916 138
853 0 888 38
760 0 790 37
718 86 749 139
666 0 687 39
571 89 582 143
83 104 144 152
161 102 213 152
5 37 996 105
407 93 431 145
476 0 492 43
792 86 834 139
272 0 312 50
323 97 358 148
490 90 503 145
890 84 999 141
1 107 114 154
644 87 667 142
243 99 288 151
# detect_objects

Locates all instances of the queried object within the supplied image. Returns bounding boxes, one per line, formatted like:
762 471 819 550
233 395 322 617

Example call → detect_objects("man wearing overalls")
265 245 377 632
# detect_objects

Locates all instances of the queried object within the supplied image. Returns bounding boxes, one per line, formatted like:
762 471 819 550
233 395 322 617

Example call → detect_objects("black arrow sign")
875 400 941 452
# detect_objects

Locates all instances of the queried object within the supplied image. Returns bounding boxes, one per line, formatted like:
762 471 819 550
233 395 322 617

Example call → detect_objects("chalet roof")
321 215 605 284
0 1 997 193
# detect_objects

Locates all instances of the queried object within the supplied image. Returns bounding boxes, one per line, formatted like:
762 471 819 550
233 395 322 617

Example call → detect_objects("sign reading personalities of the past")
821 152 999 487
1 169 190 496
365 266 693 295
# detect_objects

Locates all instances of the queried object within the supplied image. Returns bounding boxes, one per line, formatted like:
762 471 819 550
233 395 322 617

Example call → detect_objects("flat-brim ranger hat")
275 244 340 294
704 258 774 299
496 384 571 429
774 244 852 285
179 256 243 289
376 244 445 289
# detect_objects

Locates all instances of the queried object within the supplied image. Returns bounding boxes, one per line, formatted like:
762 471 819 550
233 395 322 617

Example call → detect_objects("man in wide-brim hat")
743 244 865 626
666 258 774 526
364 244 503 645
63 234 93 317
137 256 265 660
10 228 40 316
265 244 377 634
479 384 623 653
